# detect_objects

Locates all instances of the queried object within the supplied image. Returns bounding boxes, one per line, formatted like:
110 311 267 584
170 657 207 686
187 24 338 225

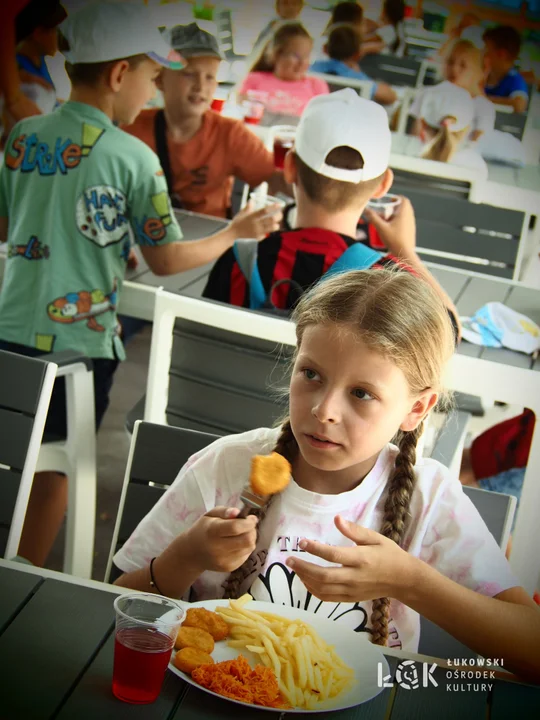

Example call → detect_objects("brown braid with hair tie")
370 422 424 646
221 421 298 600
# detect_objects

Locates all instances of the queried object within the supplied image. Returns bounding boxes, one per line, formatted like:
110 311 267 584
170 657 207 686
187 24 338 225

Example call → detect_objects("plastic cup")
112 593 185 705
272 126 296 170
249 191 286 214
211 98 225 112
366 194 402 220
242 99 265 125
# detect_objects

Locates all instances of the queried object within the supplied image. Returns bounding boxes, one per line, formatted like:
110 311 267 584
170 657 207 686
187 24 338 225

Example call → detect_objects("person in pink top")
238 23 328 116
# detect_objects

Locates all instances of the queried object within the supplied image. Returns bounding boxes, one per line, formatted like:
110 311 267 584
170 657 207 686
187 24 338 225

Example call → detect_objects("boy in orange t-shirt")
124 23 279 218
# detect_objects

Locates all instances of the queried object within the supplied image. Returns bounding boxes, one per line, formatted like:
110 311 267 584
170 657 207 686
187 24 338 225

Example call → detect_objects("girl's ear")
109 60 131 91
400 391 439 432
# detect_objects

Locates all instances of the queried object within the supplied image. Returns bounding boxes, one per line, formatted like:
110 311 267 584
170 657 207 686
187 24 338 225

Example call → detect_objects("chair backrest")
358 54 424 87
0 350 56 559
307 71 374 99
393 186 526 279
418 485 516 659
144 291 297 433
494 109 527 141
105 422 219 582
214 9 241 60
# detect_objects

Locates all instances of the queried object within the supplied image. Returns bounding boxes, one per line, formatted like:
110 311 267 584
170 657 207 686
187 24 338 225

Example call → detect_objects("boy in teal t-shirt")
0 2 281 567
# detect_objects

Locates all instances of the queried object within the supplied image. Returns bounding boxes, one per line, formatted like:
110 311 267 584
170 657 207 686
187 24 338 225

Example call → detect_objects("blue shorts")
478 468 524 532
0 339 118 443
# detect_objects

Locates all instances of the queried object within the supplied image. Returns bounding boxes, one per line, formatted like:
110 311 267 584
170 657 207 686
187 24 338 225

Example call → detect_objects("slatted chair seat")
358 54 425 88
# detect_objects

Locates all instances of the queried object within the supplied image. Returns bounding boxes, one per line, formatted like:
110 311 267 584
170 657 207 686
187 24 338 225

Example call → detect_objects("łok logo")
378 660 438 690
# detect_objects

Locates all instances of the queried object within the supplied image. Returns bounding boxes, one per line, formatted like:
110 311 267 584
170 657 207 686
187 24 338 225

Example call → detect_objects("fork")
237 488 268 518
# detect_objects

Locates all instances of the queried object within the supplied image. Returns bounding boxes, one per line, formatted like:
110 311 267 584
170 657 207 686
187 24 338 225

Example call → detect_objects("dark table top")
1 562 539 720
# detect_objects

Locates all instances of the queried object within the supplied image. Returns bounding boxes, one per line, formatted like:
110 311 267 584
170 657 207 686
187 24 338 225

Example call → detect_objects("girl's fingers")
297 538 361 566
213 515 259 538
286 556 353 585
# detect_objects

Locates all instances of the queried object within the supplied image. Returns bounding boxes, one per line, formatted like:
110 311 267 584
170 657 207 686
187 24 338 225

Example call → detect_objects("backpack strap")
232 240 267 309
154 109 174 196
324 242 384 279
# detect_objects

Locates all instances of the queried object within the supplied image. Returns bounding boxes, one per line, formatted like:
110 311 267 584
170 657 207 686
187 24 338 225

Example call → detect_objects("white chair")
0 350 56 561
35 351 97 578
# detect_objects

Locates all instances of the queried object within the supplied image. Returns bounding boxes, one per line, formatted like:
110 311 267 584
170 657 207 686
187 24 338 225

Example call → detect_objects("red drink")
211 98 225 112
112 627 173 704
273 138 294 170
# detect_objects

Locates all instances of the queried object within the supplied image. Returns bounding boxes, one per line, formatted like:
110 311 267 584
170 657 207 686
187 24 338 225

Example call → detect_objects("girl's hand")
286 515 414 603
185 506 259 574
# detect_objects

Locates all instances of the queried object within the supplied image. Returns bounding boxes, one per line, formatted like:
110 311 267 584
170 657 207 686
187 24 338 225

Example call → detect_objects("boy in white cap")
203 89 459 331
0 2 280 567
409 81 488 174
125 23 281 218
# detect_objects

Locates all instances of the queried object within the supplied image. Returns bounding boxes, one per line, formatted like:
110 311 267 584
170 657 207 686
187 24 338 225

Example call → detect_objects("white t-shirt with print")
113 427 518 653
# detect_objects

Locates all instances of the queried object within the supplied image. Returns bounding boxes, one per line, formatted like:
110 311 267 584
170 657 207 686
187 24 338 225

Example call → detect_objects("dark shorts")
0 339 118 443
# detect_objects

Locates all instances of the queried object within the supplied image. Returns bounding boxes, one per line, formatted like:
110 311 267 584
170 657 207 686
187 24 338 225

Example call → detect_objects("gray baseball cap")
167 23 224 61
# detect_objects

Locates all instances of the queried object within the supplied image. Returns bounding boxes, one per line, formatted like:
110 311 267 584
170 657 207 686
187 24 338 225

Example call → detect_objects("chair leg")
62 369 97 579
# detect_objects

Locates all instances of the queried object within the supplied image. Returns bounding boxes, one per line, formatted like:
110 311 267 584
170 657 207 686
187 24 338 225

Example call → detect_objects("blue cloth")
485 68 529 99
310 59 376 99
16 53 54 88
478 468 524 532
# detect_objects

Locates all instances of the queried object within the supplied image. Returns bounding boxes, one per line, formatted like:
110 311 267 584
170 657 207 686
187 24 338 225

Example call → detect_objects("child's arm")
373 82 397 106
487 94 528 114
139 203 281 276
114 507 258 597
290 517 540 684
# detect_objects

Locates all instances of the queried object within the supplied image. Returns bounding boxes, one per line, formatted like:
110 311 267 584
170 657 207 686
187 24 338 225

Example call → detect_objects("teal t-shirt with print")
0 101 182 360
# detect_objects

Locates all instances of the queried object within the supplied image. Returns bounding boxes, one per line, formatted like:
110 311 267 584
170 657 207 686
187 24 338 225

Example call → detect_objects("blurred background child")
238 23 328 116
253 0 305 51
311 25 396 106
483 25 529 114
409 40 495 143
361 0 406 58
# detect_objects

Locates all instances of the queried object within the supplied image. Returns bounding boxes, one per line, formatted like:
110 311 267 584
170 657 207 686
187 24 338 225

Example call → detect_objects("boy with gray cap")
0 3 280 567
125 23 281 218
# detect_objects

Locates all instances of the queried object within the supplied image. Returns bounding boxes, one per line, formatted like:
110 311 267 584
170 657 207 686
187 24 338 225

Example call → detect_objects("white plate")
167 599 389 714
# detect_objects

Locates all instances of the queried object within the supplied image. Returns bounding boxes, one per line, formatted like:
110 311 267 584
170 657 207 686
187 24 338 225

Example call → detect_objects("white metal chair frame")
306 71 375 100
36 359 96 578
4 360 57 562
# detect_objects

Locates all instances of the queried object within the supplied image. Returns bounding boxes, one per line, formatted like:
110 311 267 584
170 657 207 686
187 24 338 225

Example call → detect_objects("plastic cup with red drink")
366 193 402 220
272 126 296 170
112 593 185 704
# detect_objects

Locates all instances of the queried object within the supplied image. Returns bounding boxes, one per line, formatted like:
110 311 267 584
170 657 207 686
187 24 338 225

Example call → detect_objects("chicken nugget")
175 626 215 654
173 646 214 675
250 452 291 497
183 608 230 641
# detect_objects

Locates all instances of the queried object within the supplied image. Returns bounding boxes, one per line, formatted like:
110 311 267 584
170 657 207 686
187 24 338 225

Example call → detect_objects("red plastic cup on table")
211 98 225 112
112 592 185 704
272 126 296 170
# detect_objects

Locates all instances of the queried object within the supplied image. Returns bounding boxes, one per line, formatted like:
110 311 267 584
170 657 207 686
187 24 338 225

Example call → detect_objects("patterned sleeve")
113 453 212 574
419 475 520 597
128 146 182 248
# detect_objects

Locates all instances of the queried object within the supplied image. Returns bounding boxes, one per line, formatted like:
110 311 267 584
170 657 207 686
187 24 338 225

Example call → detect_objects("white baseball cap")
59 2 184 69
419 81 475 132
294 89 391 183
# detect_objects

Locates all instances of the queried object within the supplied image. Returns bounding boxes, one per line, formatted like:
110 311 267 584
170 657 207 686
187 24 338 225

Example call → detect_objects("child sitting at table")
361 0 406 58
313 1 364 61
408 81 488 174
0 2 281 568
238 23 329 117
483 25 529 114
310 24 397 106
253 0 305 52
409 40 495 142
202 89 460 334
113 267 540 681
124 23 279 219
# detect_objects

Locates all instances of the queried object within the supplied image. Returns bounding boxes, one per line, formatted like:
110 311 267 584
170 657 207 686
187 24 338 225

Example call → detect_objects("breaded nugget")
250 452 291 497
175 626 215 654
183 608 230 641
173 646 214 675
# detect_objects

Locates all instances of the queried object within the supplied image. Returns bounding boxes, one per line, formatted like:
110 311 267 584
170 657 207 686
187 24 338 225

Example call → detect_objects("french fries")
215 595 355 710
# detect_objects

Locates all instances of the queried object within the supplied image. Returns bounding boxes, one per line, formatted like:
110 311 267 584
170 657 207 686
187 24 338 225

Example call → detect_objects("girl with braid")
114 270 540 683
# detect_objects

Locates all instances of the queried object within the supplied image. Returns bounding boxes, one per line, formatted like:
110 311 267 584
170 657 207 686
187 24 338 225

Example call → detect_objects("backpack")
232 238 384 316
